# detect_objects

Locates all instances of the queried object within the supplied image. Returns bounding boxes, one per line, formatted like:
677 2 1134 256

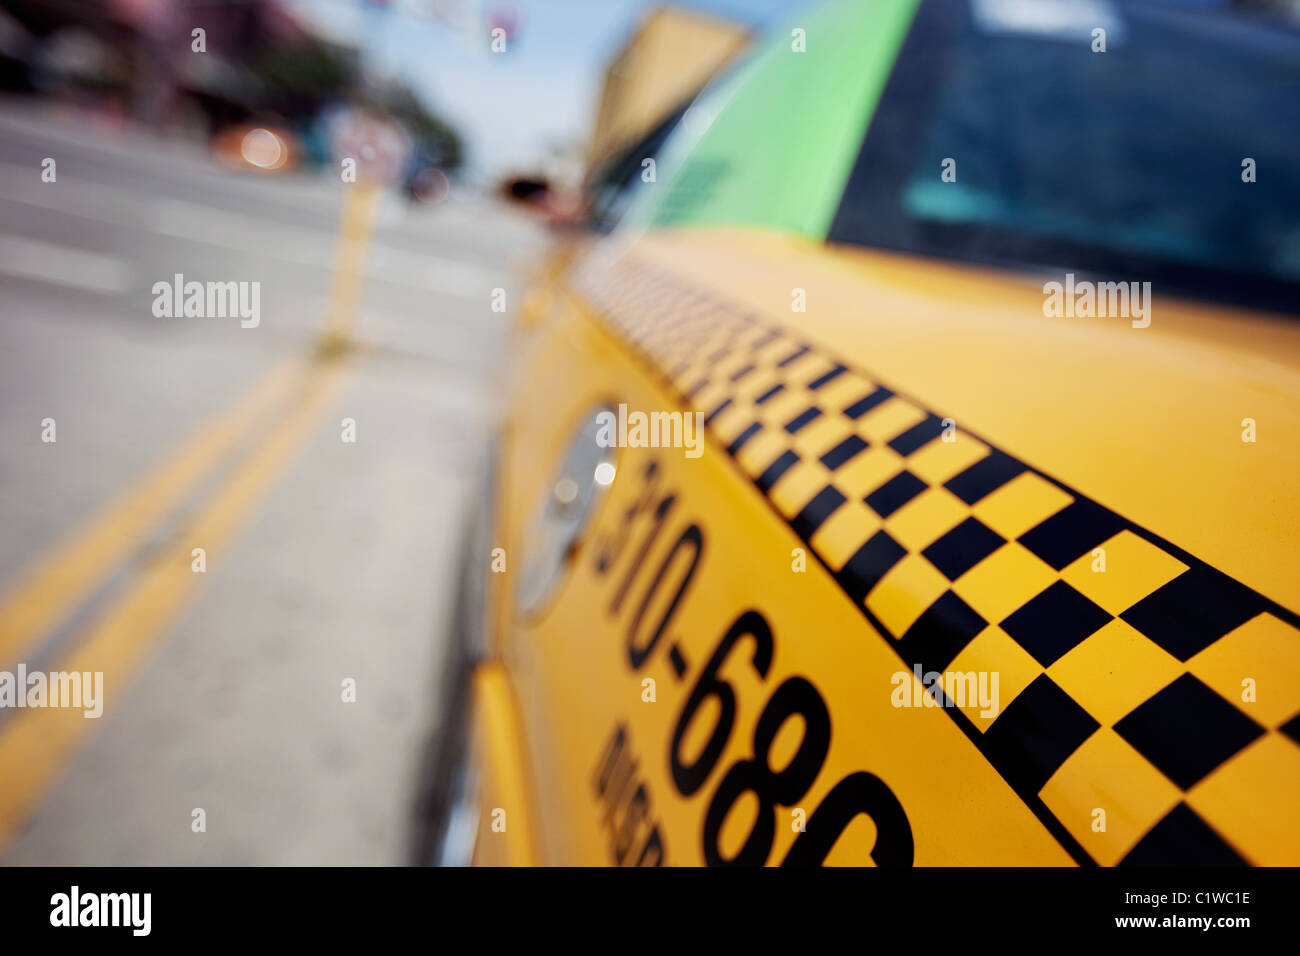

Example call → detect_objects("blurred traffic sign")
331 109 409 186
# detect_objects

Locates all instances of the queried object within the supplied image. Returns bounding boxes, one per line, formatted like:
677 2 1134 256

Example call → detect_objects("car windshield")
829 0 1300 313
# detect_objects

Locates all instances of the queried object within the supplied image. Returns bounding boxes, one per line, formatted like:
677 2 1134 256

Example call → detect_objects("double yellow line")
0 179 386 853
0 352 354 851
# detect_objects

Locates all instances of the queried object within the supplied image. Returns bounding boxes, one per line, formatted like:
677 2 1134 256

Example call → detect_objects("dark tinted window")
829 0 1300 313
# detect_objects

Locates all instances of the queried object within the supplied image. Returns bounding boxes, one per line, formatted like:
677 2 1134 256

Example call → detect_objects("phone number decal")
591 457 915 866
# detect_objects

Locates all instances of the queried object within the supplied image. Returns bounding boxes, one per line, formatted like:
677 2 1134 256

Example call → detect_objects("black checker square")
896 590 988 673
1120 803 1247 866
1017 497 1125 571
792 485 847 543
755 450 799 493
842 386 893 420
1000 580 1111 668
943 449 1026 505
979 674 1100 797
777 343 811 367
807 364 847 391
686 377 711 400
922 516 1005 581
1120 564 1268 662
835 530 906 606
726 421 762 456
784 406 823 434
704 397 732 425
1281 711 1300 747
1114 673 1264 791
888 413 947 457
864 470 927 519
749 328 780 353
819 434 869 471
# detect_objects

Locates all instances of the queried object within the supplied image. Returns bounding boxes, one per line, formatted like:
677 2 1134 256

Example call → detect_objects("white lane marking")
0 166 136 229
0 164 521 297
0 236 132 294
148 199 500 295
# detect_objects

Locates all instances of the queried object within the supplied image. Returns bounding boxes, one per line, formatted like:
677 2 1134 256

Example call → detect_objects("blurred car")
212 122 297 172
415 0 1300 866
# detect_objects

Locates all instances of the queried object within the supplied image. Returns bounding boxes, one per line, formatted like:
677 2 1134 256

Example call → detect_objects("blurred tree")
362 83 463 172
251 40 354 117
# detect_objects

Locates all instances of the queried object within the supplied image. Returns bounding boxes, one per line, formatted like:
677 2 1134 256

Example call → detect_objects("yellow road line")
0 358 310 672
0 356 354 850
322 182 381 349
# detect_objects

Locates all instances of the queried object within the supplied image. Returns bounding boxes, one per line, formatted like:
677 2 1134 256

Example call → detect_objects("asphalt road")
0 100 547 864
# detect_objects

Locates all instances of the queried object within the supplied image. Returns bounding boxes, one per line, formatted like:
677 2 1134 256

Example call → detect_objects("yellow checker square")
951 541 1057 625
907 434 990 486
695 339 736 369
883 486 970 553
648 340 683 366
1039 728 1182 866
710 404 756 447
638 314 671 338
723 317 752 338
714 350 762 385
669 355 709 388
798 355 844 388
1187 613 1300 727
689 379 731 415
736 367 787 406
673 354 713 383
734 324 777 353
687 320 725 345
853 396 928 443
768 460 829 520
866 553 950 639
734 428 789 480
1047 618 1183 727
1060 530 1188 616
657 344 695 371
660 321 695 343
810 501 879 572
791 413 854 461
773 343 820 379
755 386 819 429
945 625 1043 733
663 316 704 342
972 471 1074 541
1187 733 1300 865
749 329 793 363
810 371 877 413
833 445 906 500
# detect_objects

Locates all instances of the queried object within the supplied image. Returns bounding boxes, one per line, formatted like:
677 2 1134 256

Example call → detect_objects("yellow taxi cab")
415 0 1300 866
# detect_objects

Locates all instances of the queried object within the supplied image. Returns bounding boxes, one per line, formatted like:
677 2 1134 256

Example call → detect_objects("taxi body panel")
470 230 1300 866
453 0 1300 866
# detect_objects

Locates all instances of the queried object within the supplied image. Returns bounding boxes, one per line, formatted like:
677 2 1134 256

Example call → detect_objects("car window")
829 0 1300 314
617 0 921 238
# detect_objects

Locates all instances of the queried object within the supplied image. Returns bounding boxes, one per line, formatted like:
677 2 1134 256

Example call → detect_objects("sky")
289 0 808 179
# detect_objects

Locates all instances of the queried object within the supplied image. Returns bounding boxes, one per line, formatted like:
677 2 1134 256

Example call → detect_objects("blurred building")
587 4 748 179
1 0 357 133
581 4 749 228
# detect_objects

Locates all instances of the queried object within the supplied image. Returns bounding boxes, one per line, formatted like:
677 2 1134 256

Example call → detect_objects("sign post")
321 111 408 355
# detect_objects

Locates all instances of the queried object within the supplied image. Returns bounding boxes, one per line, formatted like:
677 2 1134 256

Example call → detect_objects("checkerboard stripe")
571 256 1300 866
